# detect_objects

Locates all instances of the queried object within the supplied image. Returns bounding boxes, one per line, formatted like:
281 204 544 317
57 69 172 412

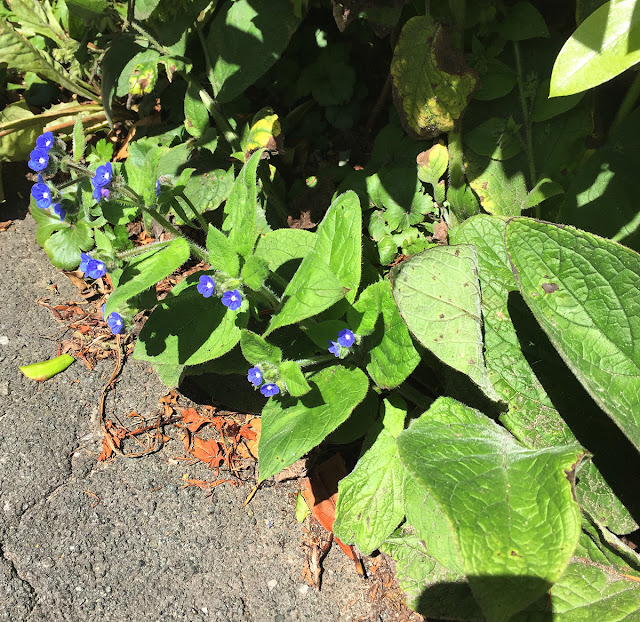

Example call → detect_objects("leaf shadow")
508 291 640 527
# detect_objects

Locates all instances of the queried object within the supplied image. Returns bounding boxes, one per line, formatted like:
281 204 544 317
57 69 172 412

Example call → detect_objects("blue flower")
221 289 242 311
91 162 113 189
247 367 263 387
36 131 54 151
92 186 111 203
260 383 279 397
31 176 52 209
106 312 124 335
80 253 106 279
328 340 341 357
51 203 66 221
156 179 161 196
197 275 216 298
28 148 49 172
337 329 355 348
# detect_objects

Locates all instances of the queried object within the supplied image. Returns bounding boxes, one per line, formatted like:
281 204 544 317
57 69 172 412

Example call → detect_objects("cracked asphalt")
0 181 377 621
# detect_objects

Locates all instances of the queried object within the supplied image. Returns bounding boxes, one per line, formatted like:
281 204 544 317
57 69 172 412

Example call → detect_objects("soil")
0 164 422 622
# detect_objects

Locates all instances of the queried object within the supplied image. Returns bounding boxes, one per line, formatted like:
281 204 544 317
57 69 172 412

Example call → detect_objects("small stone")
267 579 277 590
0 336 8 345
299 584 310 595
0 381 8 396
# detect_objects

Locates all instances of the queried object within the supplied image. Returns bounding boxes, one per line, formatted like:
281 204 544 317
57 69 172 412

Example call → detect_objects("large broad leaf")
264 252 347 336
133 279 247 366
398 397 583 622
390 15 478 138
206 0 301 104
505 218 640 451
550 0 640 97
452 215 637 534
104 239 190 316
253 228 315 272
392 245 497 399
222 149 262 259
334 399 407 555
258 365 368 481
312 191 361 303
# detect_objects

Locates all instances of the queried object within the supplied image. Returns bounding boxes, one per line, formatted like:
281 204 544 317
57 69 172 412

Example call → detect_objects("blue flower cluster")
328 328 356 357
247 366 280 397
28 131 54 173
91 162 113 203
197 275 243 311
80 252 106 280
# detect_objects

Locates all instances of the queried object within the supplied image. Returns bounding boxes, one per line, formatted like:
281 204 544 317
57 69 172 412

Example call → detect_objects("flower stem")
611 70 640 133
295 354 337 368
179 192 208 230
394 382 434 411
117 240 172 260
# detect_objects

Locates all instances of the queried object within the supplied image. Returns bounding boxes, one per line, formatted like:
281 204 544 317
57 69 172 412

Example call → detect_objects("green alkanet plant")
22 0 640 618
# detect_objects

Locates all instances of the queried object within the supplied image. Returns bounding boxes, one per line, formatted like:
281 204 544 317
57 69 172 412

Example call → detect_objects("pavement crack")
1 539 37 615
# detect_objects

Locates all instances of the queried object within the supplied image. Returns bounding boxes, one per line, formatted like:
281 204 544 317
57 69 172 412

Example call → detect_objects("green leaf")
498 2 549 41
66 0 110 20
116 49 160 98
550 0 640 96
184 82 209 138
0 18 97 100
206 225 239 277
381 527 483 620
258 365 368 481
31 203 66 248
222 149 262 259
240 255 269 291
512 557 640 620
466 151 529 216
133 281 247 366
392 245 497 399
390 15 478 138
44 222 93 270
367 168 435 232
312 191 362 303
207 0 301 104
532 79 584 122
264 252 347 336
278 360 311 397
133 0 161 20
72 114 86 162
526 177 564 208
452 215 636 534
19 354 74 381
240 331 282 366
254 228 315 272
417 143 448 189
398 397 584 622
465 117 523 161
560 107 640 252
506 218 640 451
104 239 189 317
333 428 406 555
351 280 420 390
183 167 235 214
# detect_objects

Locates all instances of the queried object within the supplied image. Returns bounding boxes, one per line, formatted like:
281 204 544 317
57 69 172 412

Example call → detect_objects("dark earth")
0 164 420 622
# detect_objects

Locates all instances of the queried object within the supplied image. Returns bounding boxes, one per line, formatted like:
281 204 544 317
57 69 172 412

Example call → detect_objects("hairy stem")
395 382 434 411
179 193 208 230
117 240 172 260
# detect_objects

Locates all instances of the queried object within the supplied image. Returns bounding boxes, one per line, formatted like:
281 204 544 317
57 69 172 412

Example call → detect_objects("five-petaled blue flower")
221 289 242 311
31 176 52 209
80 252 106 279
337 329 355 348
106 312 124 335
260 383 279 397
28 148 49 172
51 203 65 221
92 162 113 188
247 367 263 387
197 275 216 298
328 340 341 357
36 132 54 151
